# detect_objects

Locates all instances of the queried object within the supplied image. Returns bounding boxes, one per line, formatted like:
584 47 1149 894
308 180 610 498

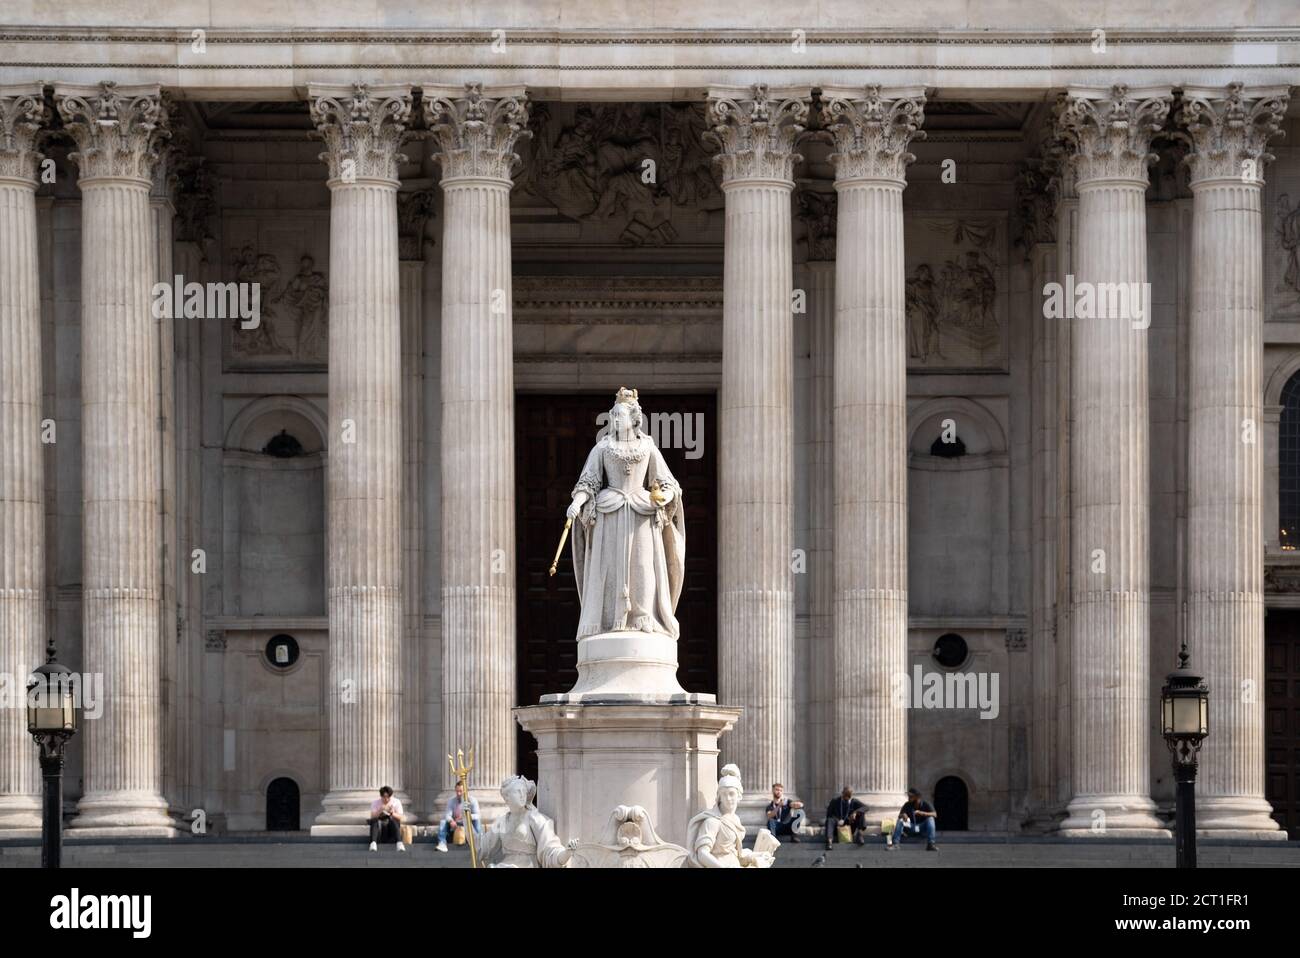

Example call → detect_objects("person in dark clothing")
765 783 805 842
823 786 869 849
887 787 938 850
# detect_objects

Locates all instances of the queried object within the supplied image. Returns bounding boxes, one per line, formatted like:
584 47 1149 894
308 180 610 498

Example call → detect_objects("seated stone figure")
479 775 574 868
684 764 775 868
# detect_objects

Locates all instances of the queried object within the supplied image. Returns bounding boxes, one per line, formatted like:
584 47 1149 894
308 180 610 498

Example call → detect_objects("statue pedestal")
514 701 742 849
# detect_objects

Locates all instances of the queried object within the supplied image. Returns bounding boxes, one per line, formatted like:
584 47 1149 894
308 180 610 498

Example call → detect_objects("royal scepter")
548 518 572 577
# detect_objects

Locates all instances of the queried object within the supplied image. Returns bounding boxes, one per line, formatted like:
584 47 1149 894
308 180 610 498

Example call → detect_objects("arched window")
1281 371 1300 550
262 429 304 458
933 776 969 831
930 434 967 458
266 777 300 831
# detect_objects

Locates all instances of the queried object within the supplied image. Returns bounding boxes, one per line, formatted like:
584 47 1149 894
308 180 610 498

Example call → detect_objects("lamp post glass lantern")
26 638 79 869
1161 643 1208 869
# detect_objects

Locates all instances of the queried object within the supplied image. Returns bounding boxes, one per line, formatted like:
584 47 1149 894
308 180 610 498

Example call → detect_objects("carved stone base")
515 702 741 852
540 630 714 705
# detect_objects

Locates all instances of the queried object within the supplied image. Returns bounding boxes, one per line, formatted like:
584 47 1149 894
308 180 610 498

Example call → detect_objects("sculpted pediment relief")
515 102 723 247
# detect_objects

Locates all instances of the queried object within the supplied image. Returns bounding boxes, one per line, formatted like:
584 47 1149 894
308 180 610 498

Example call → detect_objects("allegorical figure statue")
567 387 685 639
685 764 775 868
479 775 574 869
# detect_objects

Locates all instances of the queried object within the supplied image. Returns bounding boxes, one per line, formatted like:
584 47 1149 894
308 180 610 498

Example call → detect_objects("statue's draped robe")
684 807 748 868
481 806 569 868
571 434 685 639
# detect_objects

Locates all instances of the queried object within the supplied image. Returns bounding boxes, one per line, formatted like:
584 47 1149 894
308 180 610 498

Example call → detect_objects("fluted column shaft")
1057 86 1171 835
709 85 808 812
56 83 175 834
822 86 925 819
425 84 529 815
0 86 46 831
1181 84 1289 837
308 84 411 828
805 258 835 804
400 257 425 819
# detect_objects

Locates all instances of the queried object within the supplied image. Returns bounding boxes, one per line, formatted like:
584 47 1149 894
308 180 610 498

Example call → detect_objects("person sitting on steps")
368 786 406 853
887 787 939 851
823 785 870 850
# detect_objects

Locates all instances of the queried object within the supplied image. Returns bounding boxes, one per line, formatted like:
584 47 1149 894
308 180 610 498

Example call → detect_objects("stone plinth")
540 631 715 705
515 702 741 849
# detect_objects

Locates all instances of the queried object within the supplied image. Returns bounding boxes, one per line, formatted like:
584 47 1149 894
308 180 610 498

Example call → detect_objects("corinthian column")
1179 84 1289 838
821 86 926 821
424 83 529 817
307 83 412 831
1055 85 1172 836
56 82 175 834
0 86 47 833
707 84 809 815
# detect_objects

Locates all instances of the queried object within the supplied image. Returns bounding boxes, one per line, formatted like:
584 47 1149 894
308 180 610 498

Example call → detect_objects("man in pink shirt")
368 786 406 852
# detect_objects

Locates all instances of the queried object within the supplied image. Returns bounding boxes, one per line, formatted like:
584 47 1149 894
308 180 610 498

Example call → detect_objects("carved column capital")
705 84 811 185
150 95 188 204
796 187 837 261
1038 124 1078 204
397 187 437 260
1054 85 1173 186
1013 158 1057 255
54 81 170 184
423 82 531 183
309 82 413 185
819 85 926 184
1178 83 1290 186
0 84 47 184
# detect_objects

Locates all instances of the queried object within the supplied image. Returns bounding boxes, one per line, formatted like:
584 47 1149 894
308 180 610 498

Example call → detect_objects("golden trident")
447 748 481 869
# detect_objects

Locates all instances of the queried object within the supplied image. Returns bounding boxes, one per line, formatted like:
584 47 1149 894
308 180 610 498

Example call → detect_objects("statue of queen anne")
566 387 685 639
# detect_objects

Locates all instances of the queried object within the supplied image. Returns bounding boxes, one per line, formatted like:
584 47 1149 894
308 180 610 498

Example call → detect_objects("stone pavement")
0 835 1295 868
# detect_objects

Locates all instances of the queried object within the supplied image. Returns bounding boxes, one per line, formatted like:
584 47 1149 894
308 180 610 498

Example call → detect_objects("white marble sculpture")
567 386 685 639
479 776 574 868
567 805 689 868
684 764 776 868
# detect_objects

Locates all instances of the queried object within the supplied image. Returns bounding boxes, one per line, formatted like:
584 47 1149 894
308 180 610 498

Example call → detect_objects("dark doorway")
515 392 718 781
933 776 969 831
266 777 300 831
1265 609 1300 839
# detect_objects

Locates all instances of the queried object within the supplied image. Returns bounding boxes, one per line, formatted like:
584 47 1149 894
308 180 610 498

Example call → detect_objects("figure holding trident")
447 748 480 868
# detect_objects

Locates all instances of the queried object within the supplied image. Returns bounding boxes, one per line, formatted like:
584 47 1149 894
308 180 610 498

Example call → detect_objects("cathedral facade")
0 4 1297 840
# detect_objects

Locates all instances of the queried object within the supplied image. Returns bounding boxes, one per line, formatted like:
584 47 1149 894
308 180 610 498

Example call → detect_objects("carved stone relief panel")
514 102 724 248
222 212 330 370
904 213 1009 371
1268 151 1300 321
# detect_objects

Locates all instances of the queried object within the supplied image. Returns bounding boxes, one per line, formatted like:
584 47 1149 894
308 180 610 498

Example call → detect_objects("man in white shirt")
368 786 406 852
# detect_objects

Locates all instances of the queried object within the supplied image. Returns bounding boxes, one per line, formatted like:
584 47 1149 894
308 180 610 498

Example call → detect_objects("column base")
1193 796 1286 840
0 795 42 832
515 701 742 849
69 792 178 837
1055 796 1171 837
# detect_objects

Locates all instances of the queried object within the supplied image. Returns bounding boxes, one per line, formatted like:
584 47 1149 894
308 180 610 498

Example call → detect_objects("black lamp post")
26 638 78 869
1160 641 1208 870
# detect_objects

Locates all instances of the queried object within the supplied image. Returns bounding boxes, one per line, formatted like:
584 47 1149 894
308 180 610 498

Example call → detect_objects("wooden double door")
514 393 718 781
1266 610 1300 838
